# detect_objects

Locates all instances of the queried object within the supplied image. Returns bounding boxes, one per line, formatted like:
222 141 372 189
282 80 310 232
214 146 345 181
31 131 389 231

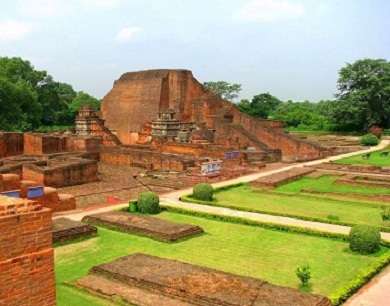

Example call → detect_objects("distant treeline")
0 57 100 131
205 58 390 133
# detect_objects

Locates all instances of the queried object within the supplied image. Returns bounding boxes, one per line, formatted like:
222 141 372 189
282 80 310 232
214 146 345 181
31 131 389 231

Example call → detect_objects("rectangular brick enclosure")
52 217 97 244
82 211 203 242
77 253 331 306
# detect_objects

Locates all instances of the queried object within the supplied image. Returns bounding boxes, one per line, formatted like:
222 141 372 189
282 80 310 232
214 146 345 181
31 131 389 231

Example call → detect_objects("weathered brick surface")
0 196 56 306
82 211 203 242
0 132 24 158
52 217 97 243
78 253 331 306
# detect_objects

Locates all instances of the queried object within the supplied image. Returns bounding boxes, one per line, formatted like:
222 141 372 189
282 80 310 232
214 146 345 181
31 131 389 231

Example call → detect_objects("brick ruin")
0 69 331 210
101 69 328 163
0 196 56 306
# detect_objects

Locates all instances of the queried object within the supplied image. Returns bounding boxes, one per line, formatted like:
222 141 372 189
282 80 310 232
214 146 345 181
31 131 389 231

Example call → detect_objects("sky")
0 0 389 101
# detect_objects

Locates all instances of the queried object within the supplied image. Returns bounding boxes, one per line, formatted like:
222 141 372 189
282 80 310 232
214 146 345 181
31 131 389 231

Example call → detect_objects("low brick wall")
100 146 195 172
83 211 203 242
0 197 56 306
315 163 390 175
23 158 98 187
251 167 315 188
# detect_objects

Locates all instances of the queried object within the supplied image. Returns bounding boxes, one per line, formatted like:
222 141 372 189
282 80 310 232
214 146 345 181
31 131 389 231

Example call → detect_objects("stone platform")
251 167 315 188
52 217 97 243
82 211 203 242
77 253 331 306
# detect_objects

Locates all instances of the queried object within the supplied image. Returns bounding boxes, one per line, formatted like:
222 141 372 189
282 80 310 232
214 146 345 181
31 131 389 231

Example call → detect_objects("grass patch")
55 211 390 305
277 175 390 196
184 183 389 230
335 146 390 167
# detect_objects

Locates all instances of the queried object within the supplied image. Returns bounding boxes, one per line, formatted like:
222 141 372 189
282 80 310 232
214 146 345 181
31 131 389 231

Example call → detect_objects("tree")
69 91 100 114
203 81 242 101
0 56 99 131
332 58 390 131
238 93 282 118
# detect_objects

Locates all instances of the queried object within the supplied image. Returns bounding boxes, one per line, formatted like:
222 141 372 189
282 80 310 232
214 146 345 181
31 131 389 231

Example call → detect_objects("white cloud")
0 20 33 42
237 0 305 22
81 0 123 9
115 26 142 43
19 0 72 18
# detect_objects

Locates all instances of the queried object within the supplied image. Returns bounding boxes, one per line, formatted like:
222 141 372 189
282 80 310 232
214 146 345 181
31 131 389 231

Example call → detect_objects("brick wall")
0 197 56 306
0 132 24 158
23 159 98 188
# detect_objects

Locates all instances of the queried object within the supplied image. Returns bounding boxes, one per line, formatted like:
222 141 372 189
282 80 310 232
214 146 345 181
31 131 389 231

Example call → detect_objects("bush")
137 192 160 214
360 134 379 146
296 264 311 286
381 207 390 221
349 225 381 254
193 183 214 201
128 201 138 213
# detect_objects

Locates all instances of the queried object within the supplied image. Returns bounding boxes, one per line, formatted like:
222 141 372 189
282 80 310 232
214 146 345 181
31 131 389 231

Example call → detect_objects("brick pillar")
0 196 56 306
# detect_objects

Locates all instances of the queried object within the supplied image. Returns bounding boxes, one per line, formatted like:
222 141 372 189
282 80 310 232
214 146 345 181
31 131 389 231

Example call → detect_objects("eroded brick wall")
0 198 56 306
0 132 24 158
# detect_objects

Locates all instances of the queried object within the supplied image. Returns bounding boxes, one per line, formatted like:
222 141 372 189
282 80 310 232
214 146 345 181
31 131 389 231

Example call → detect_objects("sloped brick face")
0 199 56 306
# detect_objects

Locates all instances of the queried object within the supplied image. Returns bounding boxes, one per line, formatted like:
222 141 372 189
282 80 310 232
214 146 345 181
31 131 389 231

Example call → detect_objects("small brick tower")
0 196 56 306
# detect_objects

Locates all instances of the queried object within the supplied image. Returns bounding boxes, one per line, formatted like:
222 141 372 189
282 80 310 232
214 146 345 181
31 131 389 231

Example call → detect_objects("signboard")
224 151 240 160
27 186 44 199
201 160 222 176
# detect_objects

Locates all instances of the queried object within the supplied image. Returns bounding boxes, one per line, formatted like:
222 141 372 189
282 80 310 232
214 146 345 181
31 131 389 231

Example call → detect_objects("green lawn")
204 184 389 229
335 146 390 167
55 212 389 305
277 175 390 196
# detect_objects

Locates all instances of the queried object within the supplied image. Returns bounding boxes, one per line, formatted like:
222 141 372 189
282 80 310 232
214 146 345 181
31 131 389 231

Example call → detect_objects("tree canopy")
238 93 282 118
203 81 242 101
0 57 100 131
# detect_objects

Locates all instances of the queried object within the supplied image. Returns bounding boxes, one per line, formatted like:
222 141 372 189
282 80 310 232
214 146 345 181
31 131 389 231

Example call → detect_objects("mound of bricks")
251 167 315 188
52 217 97 244
77 253 331 306
82 211 203 242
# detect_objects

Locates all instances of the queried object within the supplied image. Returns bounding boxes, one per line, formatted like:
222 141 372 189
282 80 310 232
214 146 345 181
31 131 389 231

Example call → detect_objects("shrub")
296 264 311 286
137 192 160 214
193 183 214 201
360 133 379 146
349 225 381 254
128 201 138 213
381 207 390 221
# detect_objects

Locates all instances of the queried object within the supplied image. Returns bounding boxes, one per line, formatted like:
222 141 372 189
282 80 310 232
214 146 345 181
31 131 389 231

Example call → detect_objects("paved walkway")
57 140 390 305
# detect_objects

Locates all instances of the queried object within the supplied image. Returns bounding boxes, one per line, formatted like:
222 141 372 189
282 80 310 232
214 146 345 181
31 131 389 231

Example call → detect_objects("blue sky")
0 0 389 101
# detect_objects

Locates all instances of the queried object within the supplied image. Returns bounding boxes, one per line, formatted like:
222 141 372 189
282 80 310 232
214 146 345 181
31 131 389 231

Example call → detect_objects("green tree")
203 81 242 101
331 58 390 131
238 93 282 118
69 91 100 114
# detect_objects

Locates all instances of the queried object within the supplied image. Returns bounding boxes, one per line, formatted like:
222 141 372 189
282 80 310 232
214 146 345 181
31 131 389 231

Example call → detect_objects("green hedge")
349 225 381 254
180 195 390 233
137 192 160 214
360 133 379 146
193 183 214 201
329 252 390 305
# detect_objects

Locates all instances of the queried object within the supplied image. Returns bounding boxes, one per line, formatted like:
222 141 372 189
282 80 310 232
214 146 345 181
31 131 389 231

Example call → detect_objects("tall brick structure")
102 69 325 161
0 196 56 306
